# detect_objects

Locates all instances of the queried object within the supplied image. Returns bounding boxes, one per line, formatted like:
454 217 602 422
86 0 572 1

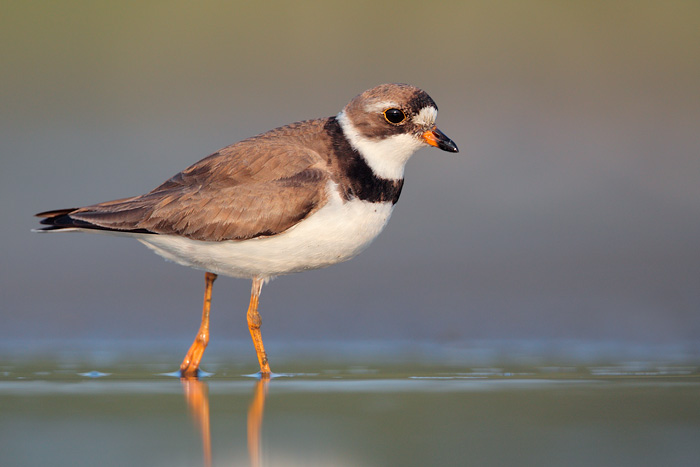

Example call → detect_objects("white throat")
336 110 425 180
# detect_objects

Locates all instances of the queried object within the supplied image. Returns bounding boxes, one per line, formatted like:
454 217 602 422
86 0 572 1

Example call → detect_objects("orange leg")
180 272 218 378
247 277 271 376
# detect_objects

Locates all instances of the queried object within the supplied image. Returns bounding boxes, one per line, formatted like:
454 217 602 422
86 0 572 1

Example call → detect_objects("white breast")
136 184 395 279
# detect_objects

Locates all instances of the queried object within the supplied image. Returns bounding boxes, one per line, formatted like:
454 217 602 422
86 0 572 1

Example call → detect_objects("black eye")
383 108 407 124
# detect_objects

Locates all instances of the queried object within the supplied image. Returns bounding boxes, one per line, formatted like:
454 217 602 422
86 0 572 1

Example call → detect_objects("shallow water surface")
1 361 700 467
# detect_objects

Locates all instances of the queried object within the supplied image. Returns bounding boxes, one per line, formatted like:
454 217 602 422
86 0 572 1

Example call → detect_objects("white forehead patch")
413 106 437 127
364 101 399 113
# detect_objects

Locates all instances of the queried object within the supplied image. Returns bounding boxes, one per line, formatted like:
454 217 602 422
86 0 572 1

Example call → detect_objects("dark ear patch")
406 92 438 115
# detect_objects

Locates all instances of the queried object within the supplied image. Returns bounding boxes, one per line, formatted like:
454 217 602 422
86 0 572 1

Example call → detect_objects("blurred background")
2 1 699 364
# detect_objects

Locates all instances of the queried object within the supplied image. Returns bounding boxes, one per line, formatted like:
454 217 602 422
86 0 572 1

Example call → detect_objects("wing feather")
39 120 333 241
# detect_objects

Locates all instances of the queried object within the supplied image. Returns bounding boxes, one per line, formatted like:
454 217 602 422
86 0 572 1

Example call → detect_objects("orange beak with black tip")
422 127 459 153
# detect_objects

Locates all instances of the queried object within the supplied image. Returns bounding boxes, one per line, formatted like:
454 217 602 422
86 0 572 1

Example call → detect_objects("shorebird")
35 83 458 378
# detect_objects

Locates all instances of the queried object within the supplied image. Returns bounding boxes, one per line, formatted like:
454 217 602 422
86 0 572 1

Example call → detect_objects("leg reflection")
181 378 212 467
247 377 269 467
180 376 270 467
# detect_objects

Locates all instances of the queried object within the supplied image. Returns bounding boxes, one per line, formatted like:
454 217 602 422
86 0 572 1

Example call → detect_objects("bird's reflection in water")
181 376 270 467
247 377 269 467
181 378 213 467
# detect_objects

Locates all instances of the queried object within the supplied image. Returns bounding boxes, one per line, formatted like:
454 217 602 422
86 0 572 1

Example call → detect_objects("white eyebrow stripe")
364 101 399 113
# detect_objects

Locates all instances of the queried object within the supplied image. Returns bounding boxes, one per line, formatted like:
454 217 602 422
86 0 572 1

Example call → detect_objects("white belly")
136 191 394 279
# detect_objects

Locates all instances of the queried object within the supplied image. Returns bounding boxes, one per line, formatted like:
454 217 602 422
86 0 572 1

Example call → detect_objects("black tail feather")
34 208 153 234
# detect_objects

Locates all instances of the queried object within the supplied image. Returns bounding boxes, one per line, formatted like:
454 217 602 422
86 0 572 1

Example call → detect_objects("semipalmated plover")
35 83 458 378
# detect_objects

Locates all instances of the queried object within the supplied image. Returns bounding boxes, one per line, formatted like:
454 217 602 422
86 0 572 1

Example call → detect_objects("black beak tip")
444 141 459 153
438 137 459 153
431 127 459 153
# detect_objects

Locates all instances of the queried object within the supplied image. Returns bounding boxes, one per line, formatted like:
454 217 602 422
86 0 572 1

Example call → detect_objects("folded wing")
36 126 331 242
